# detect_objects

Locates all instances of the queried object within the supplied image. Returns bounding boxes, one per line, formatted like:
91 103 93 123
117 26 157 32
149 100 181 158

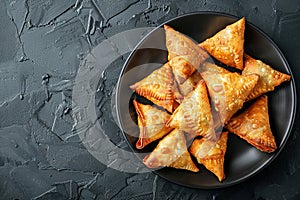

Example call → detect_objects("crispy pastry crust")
226 95 277 153
199 18 245 70
166 80 216 140
133 100 173 149
143 129 199 172
130 63 176 113
164 25 209 65
164 25 209 84
190 132 228 181
242 54 291 101
201 70 259 125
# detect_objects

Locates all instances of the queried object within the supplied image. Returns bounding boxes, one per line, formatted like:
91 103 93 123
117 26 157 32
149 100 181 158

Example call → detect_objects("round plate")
115 12 296 188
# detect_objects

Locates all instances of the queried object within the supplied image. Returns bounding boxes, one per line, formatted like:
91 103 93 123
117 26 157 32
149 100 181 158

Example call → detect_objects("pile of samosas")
129 18 291 182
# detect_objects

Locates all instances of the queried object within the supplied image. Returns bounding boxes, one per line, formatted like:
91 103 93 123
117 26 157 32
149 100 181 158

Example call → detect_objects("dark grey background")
0 0 299 199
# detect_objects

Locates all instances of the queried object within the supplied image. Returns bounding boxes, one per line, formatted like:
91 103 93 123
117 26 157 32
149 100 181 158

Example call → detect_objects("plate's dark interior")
116 12 296 188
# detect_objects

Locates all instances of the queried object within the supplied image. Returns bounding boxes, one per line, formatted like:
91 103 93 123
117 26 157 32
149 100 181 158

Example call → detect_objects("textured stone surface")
0 0 300 199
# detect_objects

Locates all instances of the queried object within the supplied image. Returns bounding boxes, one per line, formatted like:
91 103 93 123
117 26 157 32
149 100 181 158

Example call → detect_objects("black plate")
115 12 296 188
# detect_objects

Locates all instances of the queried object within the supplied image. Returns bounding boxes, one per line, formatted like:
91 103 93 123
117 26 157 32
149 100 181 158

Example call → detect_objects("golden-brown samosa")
166 80 216 140
190 131 228 181
199 18 245 70
143 129 199 172
164 25 209 84
242 54 291 101
226 95 277 153
133 100 173 149
201 71 259 125
130 63 176 113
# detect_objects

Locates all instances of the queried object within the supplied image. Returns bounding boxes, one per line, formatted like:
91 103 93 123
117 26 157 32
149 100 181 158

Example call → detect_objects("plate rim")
115 11 297 189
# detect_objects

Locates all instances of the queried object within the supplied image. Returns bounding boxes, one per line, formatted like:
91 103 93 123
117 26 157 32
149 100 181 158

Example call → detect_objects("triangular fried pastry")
166 80 216 140
242 54 291 101
201 71 259 125
164 25 209 64
164 25 209 84
190 132 228 182
130 63 176 113
143 129 199 172
133 100 173 149
226 95 277 153
199 18 245 70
